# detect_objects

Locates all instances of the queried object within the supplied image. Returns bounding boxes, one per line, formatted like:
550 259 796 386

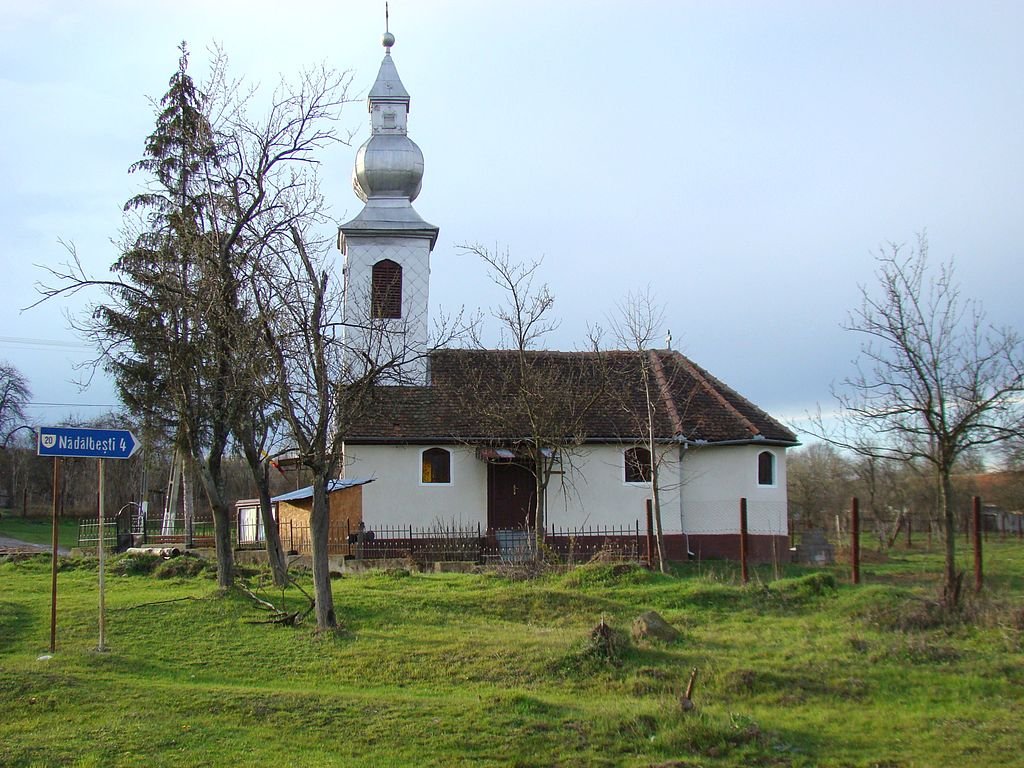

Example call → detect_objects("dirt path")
0 536 71 555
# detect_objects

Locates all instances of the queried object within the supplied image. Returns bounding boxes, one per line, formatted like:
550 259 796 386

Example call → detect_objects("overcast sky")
1 1 1022 440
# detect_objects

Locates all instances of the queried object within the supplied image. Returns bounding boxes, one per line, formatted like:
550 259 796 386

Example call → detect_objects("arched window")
757 450 775 486
421 447 452 484
371 259 402 319
624 447 652 483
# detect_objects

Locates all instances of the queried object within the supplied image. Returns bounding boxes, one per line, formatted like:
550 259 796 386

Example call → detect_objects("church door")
486 461 536 531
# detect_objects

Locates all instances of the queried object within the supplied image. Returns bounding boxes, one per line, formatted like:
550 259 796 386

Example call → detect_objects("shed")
272 478 375 554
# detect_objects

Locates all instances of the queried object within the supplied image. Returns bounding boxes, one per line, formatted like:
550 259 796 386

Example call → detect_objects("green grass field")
0 515 81 551
1 541 1021 767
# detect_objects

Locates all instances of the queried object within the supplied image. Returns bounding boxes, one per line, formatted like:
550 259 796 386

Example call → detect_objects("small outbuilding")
272 478 375 555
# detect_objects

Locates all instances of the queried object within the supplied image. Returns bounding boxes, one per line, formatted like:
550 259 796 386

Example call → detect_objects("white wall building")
337 33 796 561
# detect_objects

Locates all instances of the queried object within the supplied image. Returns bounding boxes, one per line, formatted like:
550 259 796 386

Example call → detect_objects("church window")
371 259 402 319
421 447 452 484
624 447 652 483
757 451 775 486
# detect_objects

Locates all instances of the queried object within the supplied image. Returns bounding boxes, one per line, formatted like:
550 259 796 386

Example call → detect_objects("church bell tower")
339 30 438 385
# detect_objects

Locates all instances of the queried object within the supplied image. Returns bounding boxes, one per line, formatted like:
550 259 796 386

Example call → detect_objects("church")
336 31 797 562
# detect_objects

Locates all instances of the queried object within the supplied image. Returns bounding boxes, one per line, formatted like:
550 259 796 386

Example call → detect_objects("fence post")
973 495 983 593
739 497 749 585
906 516 912 549
645 500 654 569
850 497 860 585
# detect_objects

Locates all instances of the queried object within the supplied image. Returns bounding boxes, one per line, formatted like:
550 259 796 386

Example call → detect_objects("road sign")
37 426 141 460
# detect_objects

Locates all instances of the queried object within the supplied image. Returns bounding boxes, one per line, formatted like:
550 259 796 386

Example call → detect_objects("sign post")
38 426 141 653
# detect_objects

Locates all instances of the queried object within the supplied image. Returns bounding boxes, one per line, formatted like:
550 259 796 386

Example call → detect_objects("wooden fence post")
645 499 655 569
850 497 860 585
973 495 983 593
739 498 749 585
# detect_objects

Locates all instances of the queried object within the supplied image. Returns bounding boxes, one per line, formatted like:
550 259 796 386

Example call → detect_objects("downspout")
678 441 695 558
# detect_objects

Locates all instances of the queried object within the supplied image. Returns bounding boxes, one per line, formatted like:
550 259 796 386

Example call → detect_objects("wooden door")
487 462 536 530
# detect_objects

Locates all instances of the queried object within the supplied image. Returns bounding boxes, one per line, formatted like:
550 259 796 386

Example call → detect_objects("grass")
0 541 1022 767
0 514 80 550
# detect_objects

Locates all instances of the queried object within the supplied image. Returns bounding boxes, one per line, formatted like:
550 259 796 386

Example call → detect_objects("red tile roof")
345 349 797 446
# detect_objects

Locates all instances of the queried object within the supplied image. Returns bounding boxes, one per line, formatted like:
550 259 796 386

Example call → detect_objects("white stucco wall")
344 444 488 529
343 441 788 536
678 444 788 536
543 445 680 531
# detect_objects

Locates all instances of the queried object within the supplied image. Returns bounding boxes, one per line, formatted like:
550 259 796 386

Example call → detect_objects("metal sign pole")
98 458 107 652
48 456 61 654
36 425 141 654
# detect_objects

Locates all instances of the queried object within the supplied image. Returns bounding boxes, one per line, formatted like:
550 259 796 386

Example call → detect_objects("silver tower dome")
351 33 425 203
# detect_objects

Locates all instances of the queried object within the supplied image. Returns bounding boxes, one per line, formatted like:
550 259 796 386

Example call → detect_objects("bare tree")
460 244 605 557
815 234 1024 607
606 288 673 570
33 46 353 591
253 222 452 628
0 362 31 446
786 443 855 534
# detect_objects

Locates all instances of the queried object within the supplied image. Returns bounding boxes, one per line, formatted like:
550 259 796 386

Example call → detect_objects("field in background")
1 542 1021 767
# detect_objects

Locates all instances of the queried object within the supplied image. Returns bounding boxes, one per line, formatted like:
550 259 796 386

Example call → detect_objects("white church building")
337 32 797 562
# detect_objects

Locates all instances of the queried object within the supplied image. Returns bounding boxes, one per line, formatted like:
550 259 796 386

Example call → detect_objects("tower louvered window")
371 259 402 319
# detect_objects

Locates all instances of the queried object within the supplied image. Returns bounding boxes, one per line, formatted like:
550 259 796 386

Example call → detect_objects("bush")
765 571 837 602
110 553 163 577
562 562 662 589
154 555 211 580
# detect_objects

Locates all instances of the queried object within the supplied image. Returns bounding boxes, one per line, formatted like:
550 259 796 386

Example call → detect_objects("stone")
631 610 680 643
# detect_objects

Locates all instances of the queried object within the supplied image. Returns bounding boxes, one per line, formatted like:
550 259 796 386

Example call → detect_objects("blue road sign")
37 427 141 460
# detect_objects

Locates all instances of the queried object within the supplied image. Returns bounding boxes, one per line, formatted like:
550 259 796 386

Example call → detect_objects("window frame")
623 446 653 485
420 446 453 486
757 450 776 487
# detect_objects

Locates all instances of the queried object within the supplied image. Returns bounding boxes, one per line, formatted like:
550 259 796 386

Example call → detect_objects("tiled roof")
346 349 797 446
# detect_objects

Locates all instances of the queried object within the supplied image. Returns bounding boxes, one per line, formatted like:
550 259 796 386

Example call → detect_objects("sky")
1 0 1022 441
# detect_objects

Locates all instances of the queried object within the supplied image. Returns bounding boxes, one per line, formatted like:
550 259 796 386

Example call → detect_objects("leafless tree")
32 46 353 591
605 288 673 570
253 222 458 628
0 362 32 446
460 244 605 557
813 234 1024 607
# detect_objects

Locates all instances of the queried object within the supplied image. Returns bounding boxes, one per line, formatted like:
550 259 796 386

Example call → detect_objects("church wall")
343 444 488 529
344 442 788 538
678 445 788 537
544 445 682 531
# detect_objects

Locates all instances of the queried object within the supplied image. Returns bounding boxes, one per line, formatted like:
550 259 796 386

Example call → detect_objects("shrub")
154 555 210 580
110 553 163 577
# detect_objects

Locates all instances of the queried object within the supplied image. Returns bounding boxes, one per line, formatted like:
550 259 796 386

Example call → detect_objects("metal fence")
276 520 642 565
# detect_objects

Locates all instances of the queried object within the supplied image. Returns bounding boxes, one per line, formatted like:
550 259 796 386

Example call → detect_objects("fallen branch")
118 596 204 611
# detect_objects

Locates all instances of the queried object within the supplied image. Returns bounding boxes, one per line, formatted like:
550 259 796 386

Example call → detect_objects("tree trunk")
651 456 667 573
257 471 288 588
241 442 289 587
309 475 337 630
210 494 234 589
195 455 234 590
939 468 960 609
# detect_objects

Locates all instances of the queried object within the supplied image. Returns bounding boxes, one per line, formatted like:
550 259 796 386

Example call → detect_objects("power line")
28 402 121 409
0 336 92 350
